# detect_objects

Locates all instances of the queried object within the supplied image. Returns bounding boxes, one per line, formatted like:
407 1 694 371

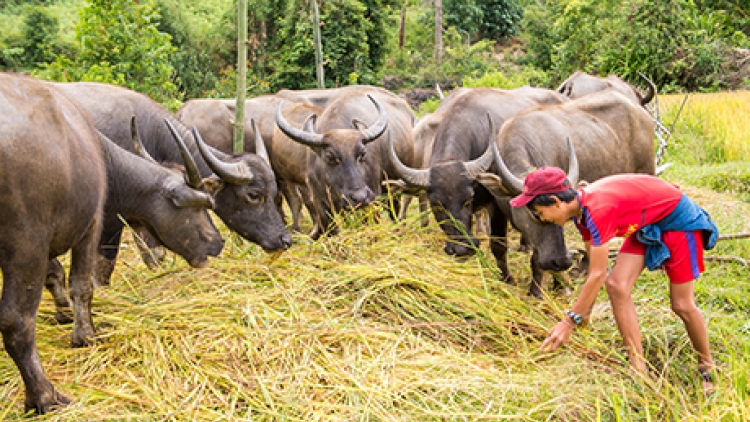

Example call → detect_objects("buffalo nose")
280 233 293 250
343 189 374 208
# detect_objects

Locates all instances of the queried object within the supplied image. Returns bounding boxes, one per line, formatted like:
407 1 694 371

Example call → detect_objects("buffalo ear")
475 173 513 198
352 118 369 131
202 176 226 196
382 179 426 196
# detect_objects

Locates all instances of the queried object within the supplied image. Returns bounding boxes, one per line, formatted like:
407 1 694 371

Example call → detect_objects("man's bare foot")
700 370 715 397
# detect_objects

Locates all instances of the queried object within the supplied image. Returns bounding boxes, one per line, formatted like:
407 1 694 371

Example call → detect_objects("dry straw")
1 171 749 421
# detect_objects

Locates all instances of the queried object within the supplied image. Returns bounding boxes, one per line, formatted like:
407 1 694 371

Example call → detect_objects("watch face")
568 311 582 325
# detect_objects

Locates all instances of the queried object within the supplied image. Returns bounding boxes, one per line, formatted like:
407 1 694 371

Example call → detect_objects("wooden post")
234 0 248 153
312 0 325 88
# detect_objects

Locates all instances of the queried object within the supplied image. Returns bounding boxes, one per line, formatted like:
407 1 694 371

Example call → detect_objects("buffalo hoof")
139 245 167 270
94 256 117 287
54 309 74 325
25 388 71 414
70 326 96 348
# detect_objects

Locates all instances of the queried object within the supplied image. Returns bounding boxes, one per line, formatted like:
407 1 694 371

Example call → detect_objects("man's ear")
475 173 513 198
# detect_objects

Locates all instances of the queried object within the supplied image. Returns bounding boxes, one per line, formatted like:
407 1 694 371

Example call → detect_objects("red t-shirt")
574 174 682 246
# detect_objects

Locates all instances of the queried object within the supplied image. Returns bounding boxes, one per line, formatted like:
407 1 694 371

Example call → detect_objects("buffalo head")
387 122 494 256
275 94 388 211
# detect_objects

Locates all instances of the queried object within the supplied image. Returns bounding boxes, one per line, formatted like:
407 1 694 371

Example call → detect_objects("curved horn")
465 113 497 179
130 115 157 164
636 71 656 105
163 118 204 189
275 101 324 147
250 118 270 165
565 136 579 187
360 94 388 143
191 126 254 185
490 120 524 194
388 131 430 188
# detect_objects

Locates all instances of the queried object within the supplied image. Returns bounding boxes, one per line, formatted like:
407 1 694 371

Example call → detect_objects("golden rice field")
1 92 750 421
656 90 750 164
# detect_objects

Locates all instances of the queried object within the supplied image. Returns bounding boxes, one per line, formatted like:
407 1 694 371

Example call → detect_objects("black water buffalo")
275 92 415 239
51 82 292 283
45 116 225 344
475 90 655 297
557 71 656 107
387 87 567 265
0 73 106 413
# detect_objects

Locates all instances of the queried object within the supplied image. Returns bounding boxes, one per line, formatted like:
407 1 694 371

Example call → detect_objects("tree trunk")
399 2 406 50
312 0 325 88
435 0 443 61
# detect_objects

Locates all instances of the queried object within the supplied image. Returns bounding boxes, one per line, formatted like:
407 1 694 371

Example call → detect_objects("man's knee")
671 298 700 319
605 274 631 298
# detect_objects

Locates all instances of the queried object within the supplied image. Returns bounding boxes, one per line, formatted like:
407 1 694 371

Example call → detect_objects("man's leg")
669 281 715 389
606 252 647 371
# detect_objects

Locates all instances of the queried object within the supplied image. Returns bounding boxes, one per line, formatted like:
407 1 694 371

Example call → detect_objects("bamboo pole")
234 0 248 153
312 0 325 88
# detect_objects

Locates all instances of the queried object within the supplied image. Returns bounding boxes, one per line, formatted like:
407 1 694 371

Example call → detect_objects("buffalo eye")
357 150 367 162
246 192 262 203
325 152 340 166
463 198 473 208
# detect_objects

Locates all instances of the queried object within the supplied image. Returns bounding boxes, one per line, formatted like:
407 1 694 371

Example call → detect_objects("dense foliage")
37 0 180 107
1 0 748 99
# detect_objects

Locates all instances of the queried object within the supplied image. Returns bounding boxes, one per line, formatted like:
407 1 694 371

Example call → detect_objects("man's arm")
541 242 610 352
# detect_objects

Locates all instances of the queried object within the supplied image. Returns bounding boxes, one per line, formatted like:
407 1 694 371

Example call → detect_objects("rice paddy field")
1 91 749 421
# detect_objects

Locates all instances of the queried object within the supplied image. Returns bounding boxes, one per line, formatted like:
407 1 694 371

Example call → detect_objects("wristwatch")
567 310 583 326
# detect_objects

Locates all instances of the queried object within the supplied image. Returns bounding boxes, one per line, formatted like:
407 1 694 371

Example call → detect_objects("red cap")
509 166 571 208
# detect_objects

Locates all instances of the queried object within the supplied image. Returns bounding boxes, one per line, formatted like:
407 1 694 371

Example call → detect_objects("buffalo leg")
0 254 71 413
528 251 546 298
68 226 100 348
488 208 514 285
131 226 166 270
96 219 124 287
44 259 73 324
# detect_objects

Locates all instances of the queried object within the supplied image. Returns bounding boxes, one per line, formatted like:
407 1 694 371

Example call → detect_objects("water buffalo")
0 73 106 413
475 90 656 297
387 87 567 266
45 116 226 344
275 92 415 239
557 71 656 107
177 95 306 231
51 82 292 283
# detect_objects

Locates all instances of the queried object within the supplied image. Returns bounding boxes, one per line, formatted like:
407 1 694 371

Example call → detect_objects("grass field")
1 93 749 420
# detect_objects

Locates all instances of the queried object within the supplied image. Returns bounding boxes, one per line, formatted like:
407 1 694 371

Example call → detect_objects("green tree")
270 0 394 89
39 0 179 107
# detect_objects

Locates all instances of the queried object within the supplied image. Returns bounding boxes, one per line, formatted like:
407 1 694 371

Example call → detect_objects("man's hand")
541 319 575 352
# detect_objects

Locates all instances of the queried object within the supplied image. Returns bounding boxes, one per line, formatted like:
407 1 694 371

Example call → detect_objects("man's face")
531 197 568 227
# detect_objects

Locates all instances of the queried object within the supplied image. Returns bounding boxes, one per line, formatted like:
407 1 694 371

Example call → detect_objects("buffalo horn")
192 126 254 185
388 132 430 188
360 94 389 143
465 114 497 179
489 115 524 194
251 118 270 165
275 102 324 147
636 71 656 105
565 137 580 187
130 115 157 164
164 118 204 189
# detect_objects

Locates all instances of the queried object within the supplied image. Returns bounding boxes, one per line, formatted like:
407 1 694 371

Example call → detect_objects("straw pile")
1 184 748 420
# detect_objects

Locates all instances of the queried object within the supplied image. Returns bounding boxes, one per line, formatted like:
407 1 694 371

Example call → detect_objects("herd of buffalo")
0 70 660 413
